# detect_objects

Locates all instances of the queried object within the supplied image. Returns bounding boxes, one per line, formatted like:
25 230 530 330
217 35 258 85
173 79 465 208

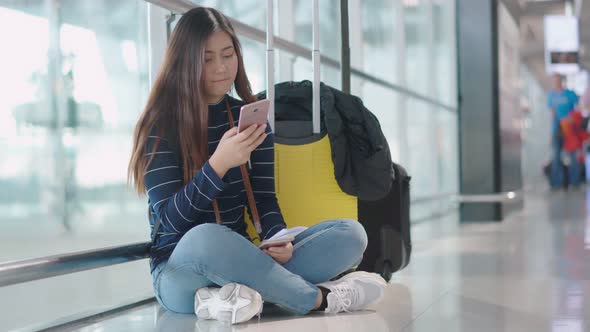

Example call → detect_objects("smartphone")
237 99 271 134
258 236 294 250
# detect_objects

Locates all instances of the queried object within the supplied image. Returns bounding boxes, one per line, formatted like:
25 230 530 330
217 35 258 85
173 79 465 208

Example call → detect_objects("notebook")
267 226 308 241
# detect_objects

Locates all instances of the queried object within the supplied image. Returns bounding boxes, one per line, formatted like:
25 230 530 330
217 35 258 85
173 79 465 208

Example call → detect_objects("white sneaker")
318 271 387 314
194 283 263 324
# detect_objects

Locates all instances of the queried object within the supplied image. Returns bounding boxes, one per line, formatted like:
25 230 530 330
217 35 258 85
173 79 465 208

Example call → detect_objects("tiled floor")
9 189 590 331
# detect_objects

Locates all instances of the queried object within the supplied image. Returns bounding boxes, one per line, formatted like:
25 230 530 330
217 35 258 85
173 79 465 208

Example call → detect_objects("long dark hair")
128 7 256 194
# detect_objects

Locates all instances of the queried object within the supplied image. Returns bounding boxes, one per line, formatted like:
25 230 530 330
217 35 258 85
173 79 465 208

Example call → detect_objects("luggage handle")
266 0 321 134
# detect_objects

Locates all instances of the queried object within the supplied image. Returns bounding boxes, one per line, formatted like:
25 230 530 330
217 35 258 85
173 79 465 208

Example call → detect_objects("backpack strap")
212 100 262 234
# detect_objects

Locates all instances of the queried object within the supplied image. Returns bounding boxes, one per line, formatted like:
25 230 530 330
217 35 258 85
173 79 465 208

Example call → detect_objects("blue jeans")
151 219 368 315
551 136 581 188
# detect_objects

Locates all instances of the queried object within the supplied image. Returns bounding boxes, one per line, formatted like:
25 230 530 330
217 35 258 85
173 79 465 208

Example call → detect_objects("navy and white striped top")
144 95 286 272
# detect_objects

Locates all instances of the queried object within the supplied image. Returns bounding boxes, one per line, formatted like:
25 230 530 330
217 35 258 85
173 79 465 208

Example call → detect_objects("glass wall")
349 0 458 199
0 1 151 329
0 3 50 241
520 65 552 191
404 0 431 97
359 0 398 85
0 0 150 261
433 0 457 107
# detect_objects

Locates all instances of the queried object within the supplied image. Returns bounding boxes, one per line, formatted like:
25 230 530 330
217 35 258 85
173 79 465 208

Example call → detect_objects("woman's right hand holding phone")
209 124 267 178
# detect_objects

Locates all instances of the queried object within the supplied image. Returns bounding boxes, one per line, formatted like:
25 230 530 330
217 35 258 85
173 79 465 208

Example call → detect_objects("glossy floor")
12 189 590 331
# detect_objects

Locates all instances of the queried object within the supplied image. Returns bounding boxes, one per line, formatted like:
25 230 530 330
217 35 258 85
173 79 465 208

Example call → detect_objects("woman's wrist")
209 154 229 178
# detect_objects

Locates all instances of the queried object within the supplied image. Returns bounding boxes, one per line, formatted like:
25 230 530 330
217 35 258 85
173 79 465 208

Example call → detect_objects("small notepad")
268 226 308 241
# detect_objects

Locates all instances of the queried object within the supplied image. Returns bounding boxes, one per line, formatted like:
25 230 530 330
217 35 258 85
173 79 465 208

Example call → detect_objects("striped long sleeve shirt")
144 95 286 272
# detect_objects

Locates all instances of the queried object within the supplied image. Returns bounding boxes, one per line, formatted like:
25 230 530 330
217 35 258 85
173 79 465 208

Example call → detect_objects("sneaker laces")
327 281 360 313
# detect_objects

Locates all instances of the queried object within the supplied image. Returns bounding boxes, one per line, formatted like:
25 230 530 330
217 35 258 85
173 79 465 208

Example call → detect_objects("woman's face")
202 30 239 104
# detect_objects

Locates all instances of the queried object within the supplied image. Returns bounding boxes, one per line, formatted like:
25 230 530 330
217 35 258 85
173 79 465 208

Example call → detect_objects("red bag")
560 110 589 152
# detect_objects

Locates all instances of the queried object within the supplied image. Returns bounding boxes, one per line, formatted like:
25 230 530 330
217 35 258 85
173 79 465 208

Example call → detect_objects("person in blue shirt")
547 73 580 190
127 7 386 325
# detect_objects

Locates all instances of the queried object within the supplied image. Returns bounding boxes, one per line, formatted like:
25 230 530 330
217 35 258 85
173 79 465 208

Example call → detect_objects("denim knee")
175 223 231 262
185 223 229 238
336 219 368 255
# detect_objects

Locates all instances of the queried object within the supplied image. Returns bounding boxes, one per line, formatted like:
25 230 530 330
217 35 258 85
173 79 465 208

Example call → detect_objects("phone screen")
237 99 270 133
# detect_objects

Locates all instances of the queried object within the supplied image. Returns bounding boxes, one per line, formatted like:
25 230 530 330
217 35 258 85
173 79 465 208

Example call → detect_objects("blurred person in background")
580 85 590 182
547 73 580 190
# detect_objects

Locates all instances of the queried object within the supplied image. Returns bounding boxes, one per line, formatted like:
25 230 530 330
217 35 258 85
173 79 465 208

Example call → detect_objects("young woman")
128 7 387 325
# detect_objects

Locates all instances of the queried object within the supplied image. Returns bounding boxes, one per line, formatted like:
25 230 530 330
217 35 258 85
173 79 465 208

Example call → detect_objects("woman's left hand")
263 242 293 265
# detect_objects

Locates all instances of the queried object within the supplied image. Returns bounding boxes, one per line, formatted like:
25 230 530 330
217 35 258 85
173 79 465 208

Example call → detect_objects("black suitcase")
357 163 411 281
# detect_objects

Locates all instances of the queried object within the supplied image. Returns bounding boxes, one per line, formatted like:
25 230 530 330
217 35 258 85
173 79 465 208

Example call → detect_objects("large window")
0 1 151 329
348 0 458 198
0 1 150 261
433 0 457 107
404 0 430 97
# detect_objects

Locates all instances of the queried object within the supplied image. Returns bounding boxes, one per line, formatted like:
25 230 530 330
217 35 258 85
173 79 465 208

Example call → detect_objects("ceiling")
502 0 589 90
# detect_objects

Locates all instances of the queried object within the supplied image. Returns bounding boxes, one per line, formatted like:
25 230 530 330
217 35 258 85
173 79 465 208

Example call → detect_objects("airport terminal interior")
0 0 589 331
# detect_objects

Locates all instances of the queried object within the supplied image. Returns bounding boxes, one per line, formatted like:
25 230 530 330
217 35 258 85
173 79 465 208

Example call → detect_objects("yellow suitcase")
245 133 357 242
